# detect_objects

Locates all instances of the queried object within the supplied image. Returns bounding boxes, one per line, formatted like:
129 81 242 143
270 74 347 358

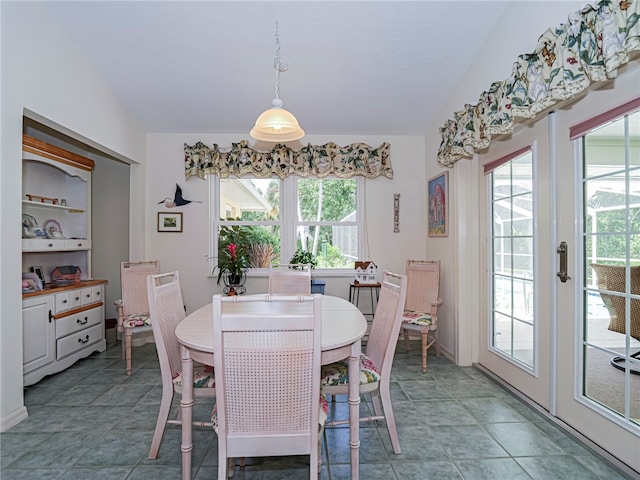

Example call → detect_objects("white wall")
145 134 427 315
423 1 588 365
0 2 145 429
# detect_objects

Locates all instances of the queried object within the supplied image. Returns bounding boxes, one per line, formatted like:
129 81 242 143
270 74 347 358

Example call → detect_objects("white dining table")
175 294 367 480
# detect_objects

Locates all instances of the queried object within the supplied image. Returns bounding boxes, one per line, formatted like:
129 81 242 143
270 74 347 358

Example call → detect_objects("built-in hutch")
21 135 107 386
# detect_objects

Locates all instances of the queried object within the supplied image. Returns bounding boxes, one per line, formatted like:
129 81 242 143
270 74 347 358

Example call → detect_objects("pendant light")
250 22 304 142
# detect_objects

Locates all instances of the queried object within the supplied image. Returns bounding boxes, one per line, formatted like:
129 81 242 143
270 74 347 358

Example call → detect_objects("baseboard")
474 364 639 479
0 406 28 432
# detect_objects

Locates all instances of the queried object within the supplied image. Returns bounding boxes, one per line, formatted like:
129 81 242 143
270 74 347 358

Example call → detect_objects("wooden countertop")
22 279 108 299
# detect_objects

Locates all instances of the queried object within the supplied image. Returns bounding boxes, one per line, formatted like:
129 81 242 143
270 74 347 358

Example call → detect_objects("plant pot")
223 271 246 295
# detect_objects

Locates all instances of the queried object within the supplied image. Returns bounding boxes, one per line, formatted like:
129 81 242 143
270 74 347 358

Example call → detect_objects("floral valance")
185 140 393 180
438 0 640 167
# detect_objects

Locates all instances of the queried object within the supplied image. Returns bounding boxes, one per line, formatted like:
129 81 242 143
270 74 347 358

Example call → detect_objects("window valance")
437 0 640 167
185 140 392 180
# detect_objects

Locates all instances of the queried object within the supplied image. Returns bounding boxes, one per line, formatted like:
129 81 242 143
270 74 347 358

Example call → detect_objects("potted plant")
289 249 325 294
214 243 249 291
289 248 318 269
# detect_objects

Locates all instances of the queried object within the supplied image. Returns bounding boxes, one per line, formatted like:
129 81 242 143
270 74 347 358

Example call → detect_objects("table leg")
348 339 361 479
180 345 194 480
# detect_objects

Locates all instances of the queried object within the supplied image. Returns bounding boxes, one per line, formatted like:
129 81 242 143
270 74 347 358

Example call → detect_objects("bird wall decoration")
158 184 203 208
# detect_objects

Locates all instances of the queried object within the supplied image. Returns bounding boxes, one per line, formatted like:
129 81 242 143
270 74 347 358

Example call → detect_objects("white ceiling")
42 1 513 137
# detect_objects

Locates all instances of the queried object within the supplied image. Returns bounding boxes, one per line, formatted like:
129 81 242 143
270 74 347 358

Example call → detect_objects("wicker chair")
268 263 312 295
146 271 216 460
212 293 325 479
400 259 443 373
114 260 160 375
321 270 407 454
590 264 640 374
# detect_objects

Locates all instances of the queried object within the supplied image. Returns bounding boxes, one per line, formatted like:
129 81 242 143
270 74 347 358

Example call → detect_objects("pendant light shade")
250 22 304 143
250 99 305 142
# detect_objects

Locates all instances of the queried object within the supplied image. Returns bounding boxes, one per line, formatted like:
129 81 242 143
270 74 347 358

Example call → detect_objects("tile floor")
1 340 636 480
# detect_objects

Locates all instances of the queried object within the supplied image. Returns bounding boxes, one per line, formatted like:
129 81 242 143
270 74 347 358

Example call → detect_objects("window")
488 149 535 368
211 176 363 272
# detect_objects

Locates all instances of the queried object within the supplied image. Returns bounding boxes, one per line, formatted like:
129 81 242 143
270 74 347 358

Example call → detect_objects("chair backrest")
404 259 440 313
365 271 407 379
212 293 322 459
591 263 640 339
268 263 312 295
146 271 186 382
121 260 160 316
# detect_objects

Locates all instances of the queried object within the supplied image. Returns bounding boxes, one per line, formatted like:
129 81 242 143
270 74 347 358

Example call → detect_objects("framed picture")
157 212 183 232
427 171 448 237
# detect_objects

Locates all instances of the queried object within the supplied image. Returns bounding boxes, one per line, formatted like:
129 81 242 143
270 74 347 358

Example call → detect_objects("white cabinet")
22 281 107 386
22 295 55 375
22 134 93 282
21 135 107 386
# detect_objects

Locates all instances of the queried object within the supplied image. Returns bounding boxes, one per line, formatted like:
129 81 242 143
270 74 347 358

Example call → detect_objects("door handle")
557 241 571 283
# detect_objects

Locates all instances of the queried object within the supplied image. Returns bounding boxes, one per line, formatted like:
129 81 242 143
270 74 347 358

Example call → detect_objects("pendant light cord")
273 22 281 102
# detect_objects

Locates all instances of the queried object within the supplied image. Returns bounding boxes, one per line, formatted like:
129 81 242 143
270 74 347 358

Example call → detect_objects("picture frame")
427 171 448 237
31 265 45 285
157 212 183 232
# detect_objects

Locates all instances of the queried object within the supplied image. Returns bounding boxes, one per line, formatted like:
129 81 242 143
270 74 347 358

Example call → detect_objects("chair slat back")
268 264 312 295
121 260 160 316
365 271 407 379
405 259 440 313
213 293 322 458
147 271 186 380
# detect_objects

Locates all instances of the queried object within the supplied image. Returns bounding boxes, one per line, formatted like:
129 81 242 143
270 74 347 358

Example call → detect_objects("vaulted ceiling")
42 1 513 137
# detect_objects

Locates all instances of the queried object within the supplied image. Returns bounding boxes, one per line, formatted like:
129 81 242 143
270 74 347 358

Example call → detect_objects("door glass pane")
582 112 640 422
490 150 534 368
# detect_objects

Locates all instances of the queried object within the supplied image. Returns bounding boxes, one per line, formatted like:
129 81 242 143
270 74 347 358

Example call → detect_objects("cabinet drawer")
65 239 90 250
69 290 83 309
55 292 71 313
81 287 94 306
91 285 103 303
30 239 66 251
79 285 103 305
56 323 102 360
56 306 102 338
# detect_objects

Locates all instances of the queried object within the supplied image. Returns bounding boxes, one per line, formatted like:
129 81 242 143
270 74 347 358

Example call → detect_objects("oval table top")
176 294 367 354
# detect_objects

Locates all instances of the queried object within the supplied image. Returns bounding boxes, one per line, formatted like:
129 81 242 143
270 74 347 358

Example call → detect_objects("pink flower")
227 243 237 260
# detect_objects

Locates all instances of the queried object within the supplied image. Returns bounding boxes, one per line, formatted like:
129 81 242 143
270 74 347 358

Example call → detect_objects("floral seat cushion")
173 365 215 389
402 309 432 326
211 392 329 433
320 354 380 387
123 313 151 328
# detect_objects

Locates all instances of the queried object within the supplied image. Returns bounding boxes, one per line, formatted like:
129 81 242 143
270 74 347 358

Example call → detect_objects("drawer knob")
62 300 68 304
78 335 90 344
85 294 91 298
77 317 88 325
75 296 80 301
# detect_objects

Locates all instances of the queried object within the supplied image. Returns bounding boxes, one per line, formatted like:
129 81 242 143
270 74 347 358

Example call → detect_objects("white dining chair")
114 260 160 375
321 270 407 454
146 271 216 460
211 293 325 479
401 259 443 373
268 263 312 294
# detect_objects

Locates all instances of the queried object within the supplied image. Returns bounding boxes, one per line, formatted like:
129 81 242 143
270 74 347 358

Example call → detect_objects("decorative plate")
44 219 64 238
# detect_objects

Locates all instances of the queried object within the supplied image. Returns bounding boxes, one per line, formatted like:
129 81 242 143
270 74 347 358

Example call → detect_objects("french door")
478 116 553 410
479 68 640 473
553 74 639 472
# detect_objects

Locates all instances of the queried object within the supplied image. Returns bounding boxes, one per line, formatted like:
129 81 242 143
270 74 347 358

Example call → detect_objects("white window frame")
210 175 365 276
